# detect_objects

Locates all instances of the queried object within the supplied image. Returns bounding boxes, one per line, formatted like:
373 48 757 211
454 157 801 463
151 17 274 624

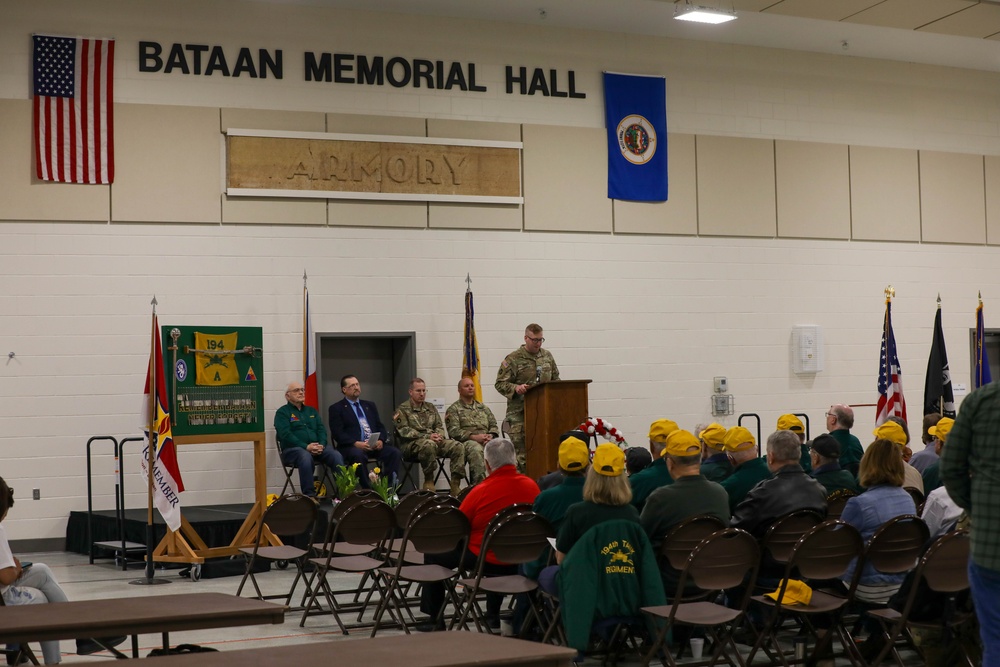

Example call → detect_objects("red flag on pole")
140 316 184 531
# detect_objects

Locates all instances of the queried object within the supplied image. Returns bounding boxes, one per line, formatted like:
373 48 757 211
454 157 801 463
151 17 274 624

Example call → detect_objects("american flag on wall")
876 298 907 425
32 34 115 184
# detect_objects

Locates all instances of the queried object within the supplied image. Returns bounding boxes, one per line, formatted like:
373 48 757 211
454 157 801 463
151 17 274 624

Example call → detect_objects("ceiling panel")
761 0 883 22
843 0 978 30
731 0 786 12
918 3 1000 37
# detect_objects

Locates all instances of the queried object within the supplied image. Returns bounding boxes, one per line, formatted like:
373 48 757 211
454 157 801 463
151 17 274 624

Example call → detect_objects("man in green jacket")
699 423 733 482
629 419 678 511
274 381 344 498
720 426 771 512
827 404 864 474
808 434 860 495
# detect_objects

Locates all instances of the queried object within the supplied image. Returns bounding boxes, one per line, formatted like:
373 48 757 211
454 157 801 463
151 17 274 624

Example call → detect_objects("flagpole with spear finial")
132 296 170 585
937 293 943 416
303 270 308 388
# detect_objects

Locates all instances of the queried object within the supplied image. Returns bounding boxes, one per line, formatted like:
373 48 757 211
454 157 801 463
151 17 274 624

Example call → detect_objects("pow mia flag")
923 306 955 418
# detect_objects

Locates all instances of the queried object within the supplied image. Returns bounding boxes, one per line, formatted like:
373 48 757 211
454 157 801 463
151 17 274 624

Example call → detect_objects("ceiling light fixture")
673 0 737 24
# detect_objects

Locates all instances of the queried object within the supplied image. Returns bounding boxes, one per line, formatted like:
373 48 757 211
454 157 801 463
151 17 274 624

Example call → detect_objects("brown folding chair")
452 510 555 633
760 509 825 567
826 489 859 520
866 530 974 667
642 528 760 667
842 515 929 659
300 497 395 634
903 487 925 515
660 515 728 574
747 520 864 667
370 503 471 636
0 595 40 666
235 493 319 608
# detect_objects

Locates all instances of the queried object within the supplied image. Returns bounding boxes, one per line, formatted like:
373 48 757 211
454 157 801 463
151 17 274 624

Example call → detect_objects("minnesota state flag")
603 72 668 201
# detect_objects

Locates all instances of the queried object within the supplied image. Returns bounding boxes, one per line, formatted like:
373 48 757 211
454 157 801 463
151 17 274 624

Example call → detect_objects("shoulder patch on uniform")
501 359 510 368
393 411 400 421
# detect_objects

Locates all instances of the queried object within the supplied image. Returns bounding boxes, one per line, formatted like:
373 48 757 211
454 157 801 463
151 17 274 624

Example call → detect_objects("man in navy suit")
328 374 402 488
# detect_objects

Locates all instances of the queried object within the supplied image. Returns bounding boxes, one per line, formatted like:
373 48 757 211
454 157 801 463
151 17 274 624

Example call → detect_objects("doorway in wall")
968 328 1000 388
316 332 417 440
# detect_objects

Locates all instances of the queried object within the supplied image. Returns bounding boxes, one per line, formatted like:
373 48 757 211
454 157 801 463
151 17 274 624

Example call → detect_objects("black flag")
923 306 955 417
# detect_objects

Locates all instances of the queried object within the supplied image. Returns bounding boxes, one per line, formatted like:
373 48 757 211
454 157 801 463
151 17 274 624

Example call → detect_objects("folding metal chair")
825 489 859 520
660 515 728 578
843 515 929 661
746 520 864 667
300 497 395 634
903 487 925 515
642 527 760 667
276 436 337 498
396 428 452 491
866 530 974 667
235 493 319 608
370 503 471 636
453 509 554 633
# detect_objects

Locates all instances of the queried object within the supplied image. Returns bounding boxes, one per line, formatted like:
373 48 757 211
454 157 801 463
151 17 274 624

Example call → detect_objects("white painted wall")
2 1 999 539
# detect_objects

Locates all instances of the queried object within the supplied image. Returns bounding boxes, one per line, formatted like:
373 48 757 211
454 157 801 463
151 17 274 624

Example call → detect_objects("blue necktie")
353 402 371 439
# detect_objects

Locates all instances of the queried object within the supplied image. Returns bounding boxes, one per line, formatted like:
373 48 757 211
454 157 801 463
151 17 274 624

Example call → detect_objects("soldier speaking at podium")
495 323 560 470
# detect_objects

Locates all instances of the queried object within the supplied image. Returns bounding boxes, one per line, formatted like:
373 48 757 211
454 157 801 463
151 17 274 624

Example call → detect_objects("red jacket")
459 465 540 564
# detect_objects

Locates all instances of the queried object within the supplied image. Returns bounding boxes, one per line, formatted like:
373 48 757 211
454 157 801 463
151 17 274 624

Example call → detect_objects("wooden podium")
524 379 591 479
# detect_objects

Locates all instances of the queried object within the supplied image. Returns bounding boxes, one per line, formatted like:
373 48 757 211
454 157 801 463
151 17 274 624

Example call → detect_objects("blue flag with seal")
603 72 667 202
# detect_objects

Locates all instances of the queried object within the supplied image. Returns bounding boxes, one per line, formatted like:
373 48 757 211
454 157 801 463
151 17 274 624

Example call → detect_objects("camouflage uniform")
445 399 497 484
495 345 560 470
393 399 466 488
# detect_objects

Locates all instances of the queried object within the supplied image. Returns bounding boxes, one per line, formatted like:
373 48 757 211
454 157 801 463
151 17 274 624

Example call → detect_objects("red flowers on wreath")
577 417 627 447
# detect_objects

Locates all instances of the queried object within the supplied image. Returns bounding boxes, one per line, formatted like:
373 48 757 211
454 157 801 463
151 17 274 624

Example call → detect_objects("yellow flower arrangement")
332 462 360 499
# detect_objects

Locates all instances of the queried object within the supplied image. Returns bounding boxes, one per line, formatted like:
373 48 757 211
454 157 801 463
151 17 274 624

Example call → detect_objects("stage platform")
67 503 258 559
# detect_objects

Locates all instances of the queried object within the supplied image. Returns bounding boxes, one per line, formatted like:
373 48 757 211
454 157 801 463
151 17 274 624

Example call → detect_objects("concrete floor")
12 550 411 663
11 550 928 665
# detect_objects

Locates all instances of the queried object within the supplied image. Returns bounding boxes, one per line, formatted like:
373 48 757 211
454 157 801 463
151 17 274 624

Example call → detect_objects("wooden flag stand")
151 431 280 568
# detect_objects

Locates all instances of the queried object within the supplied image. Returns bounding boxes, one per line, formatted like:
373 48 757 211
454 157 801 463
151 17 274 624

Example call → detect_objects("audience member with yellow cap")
826 404 865 476
549 443 638 567
641 430 730 594
731 430 827 538
920 417 953 494
909 413 943 474
777 413 812 473
537 429 590 491
698 423 733 482
920 416 963 539
872 421 924 493
718 426 771 512
629 419 679 511
529 437 589 569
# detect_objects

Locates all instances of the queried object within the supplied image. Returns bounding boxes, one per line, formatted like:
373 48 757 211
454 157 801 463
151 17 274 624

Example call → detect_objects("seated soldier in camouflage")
444 376 492 485
393 377 466 495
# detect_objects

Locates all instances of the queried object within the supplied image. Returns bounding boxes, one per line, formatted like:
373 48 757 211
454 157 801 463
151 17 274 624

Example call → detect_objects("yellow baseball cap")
699 423 727 451
663 430 702 458
764 579 813 606
558 437 590 471
723 426 756 452
873 421 907 447
593 443 625 477
648 419 679 443
929 417 954 443
776 414 805 433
